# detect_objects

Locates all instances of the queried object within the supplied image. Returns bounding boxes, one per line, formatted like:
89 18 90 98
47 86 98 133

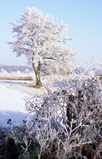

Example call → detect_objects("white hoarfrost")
8 7 76 84
0 61 102 158
24 61 102 159
0 69 34 80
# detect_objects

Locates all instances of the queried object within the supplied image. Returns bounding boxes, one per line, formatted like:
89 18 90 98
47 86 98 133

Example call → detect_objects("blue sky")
0 0 102 65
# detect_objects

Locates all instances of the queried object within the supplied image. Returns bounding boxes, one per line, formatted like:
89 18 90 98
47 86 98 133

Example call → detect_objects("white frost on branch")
8 7 76 78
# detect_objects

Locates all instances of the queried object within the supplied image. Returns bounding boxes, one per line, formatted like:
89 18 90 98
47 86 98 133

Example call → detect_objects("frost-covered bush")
7 61 101 159
24 63 102 158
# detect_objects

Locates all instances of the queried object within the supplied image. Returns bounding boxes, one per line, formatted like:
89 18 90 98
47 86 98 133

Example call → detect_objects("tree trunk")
32 55 42 87
36 70 41 86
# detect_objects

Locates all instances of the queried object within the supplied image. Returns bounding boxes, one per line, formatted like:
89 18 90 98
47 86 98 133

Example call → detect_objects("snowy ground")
0 80 48 127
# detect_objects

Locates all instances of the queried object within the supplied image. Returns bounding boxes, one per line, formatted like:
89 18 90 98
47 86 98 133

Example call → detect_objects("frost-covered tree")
8 7 76 86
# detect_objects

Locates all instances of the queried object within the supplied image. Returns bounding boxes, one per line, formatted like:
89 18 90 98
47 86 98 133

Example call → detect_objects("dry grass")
0 77 33 81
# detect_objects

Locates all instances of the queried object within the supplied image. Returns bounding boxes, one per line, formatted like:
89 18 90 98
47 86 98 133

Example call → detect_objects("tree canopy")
8 7 76 86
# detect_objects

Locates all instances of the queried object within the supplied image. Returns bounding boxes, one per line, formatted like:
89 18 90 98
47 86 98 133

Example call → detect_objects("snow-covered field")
0 65 60 128
0 80 47 127
0 63 102 128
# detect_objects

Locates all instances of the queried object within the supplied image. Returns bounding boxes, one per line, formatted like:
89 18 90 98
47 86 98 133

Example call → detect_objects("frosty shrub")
24 62 102 159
